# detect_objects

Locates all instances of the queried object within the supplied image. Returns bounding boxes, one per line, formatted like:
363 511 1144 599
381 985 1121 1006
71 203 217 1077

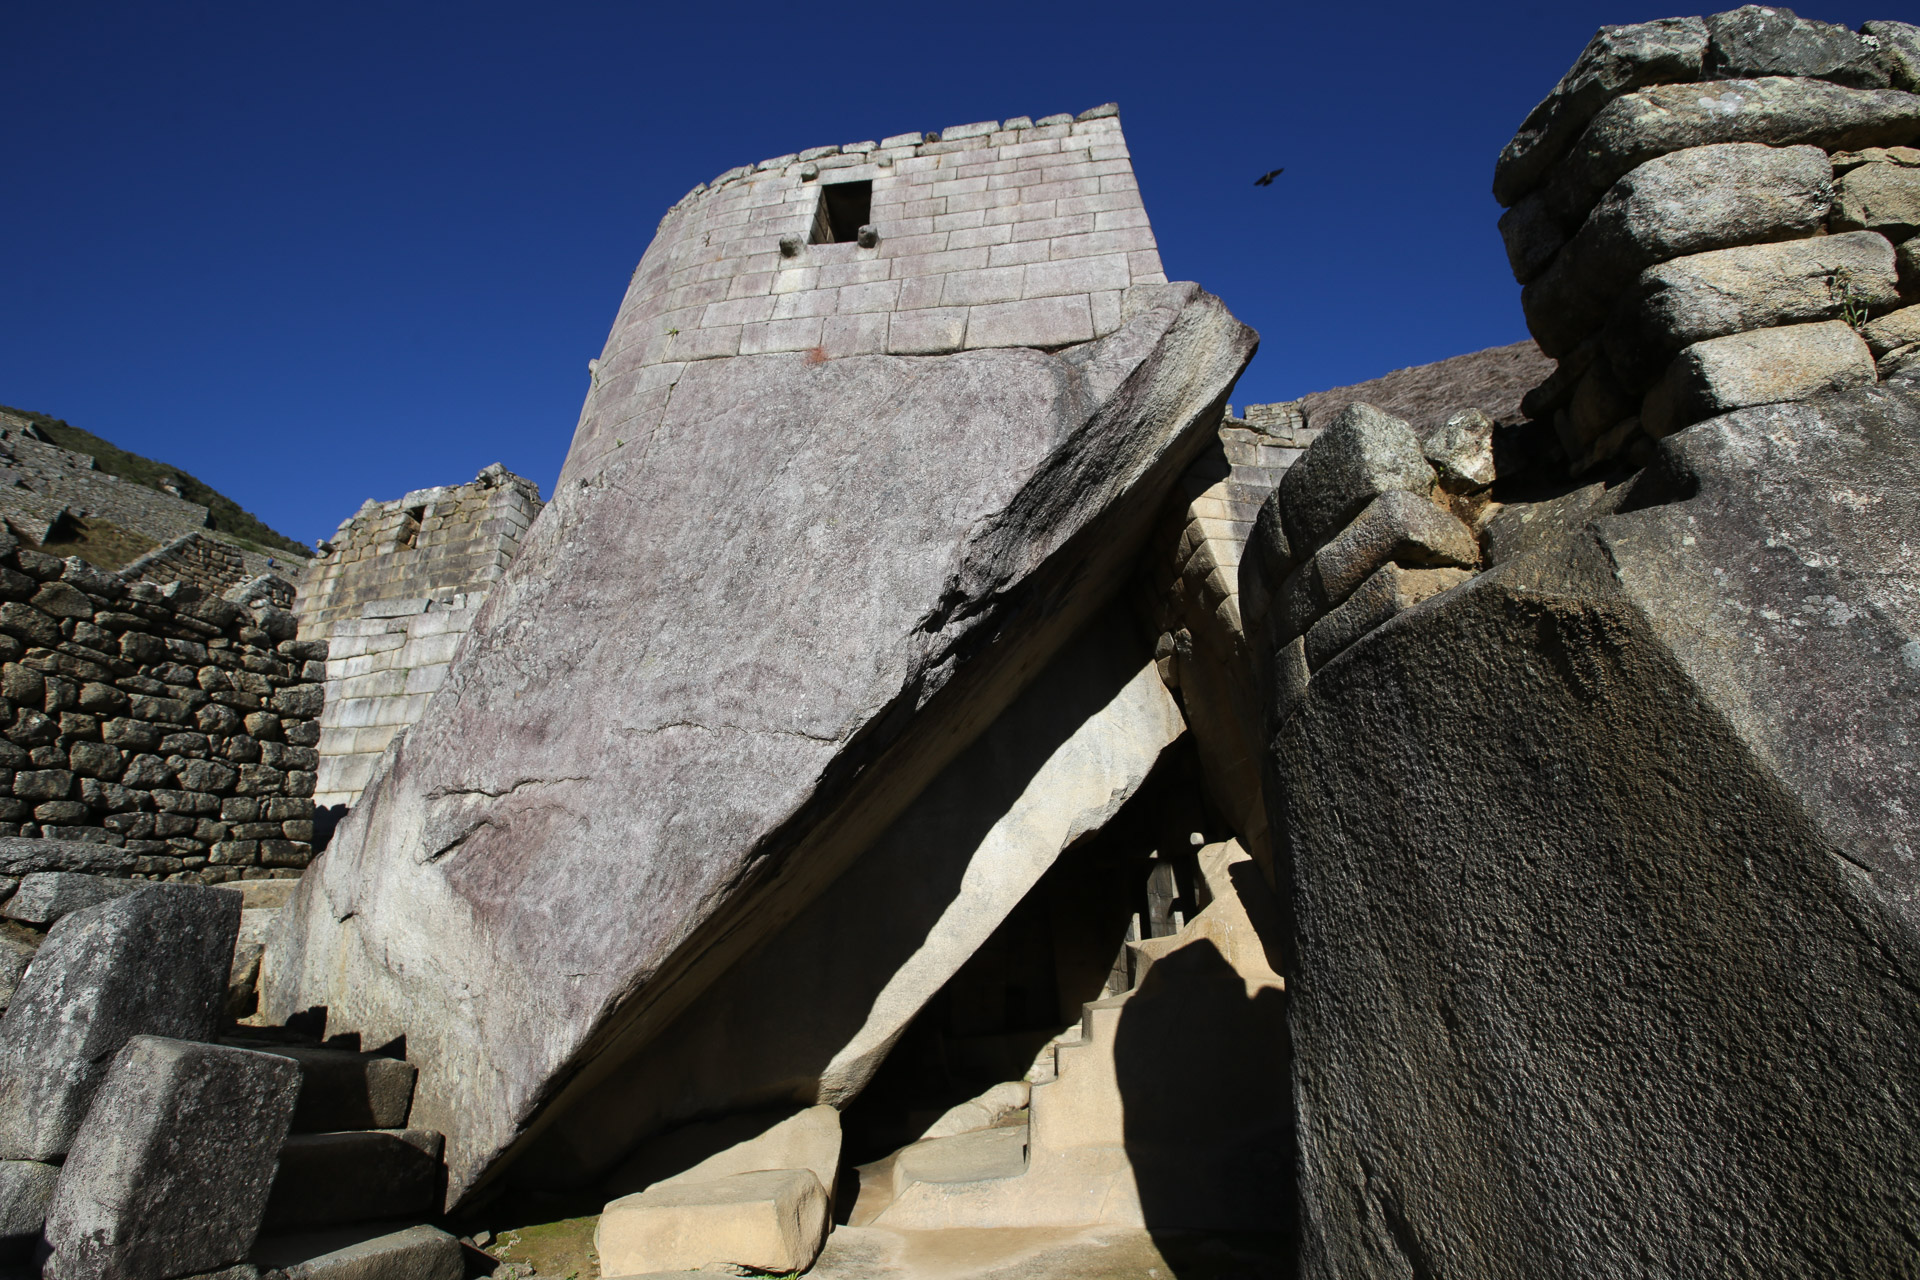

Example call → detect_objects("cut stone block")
1833 161 1920 238
42 1036 301 1280
230 880 300 910
247 1047 417 1133
1704 5 1890 88
1307 490 1480 619
0 1159 56 1262
250 1223 462 1280
1642 320 1878 438
1543 77 1920 228
1276 404 1435 555
596 1169 829 1278
1863 304 1920 358
1627 231 1900 359
1524 143 1834 356
1304 564 1473 671
920 1082 1033 1141
0 886 239 1161
1493 17 1708 207
608 1104 840 1204
0 839 133 879
260 1130 443 1231
1 873 140 927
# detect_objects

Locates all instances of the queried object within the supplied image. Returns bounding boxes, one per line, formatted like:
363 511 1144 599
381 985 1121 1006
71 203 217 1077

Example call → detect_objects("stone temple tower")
561 105 1166 484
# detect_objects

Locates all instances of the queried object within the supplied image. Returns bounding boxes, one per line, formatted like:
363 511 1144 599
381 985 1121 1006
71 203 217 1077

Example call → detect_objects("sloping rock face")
264 283 1254 1206
1268 381 1920 1276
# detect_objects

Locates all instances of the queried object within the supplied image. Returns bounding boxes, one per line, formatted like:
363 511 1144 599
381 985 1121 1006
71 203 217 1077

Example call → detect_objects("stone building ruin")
3 10 1920 1280
291 464 543 808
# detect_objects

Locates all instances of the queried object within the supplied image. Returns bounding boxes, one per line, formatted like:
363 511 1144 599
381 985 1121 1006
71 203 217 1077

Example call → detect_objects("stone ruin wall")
0 535 323 886
0 414 302 595
292 464 544 809
564 104 1165 483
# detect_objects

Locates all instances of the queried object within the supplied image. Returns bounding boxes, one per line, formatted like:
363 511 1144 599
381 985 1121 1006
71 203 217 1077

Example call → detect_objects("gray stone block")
1833 161 1920 238
245 1047 415 1133
1304 563 1473 671
1543 77 1920 229
260 1130 443 1231
1423 409 1497 492
1625 231 1900 361
1277 404 1435 556
1864 303 1920 358
0 1159 55 1262
0 885 239 1160
42 1036 300 1280
1863 20 1920 93
250 1223 461 1280
1493 17 1708 207
0 839 132 879
1642 320 1878 439
1524 142 1833 357
1705 5 1890 88
0 873 140 927
1310 491 1480 614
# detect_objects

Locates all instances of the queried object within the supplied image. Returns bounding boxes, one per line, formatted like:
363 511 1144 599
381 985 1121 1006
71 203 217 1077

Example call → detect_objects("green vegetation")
0 404 310 557
32 514 160 572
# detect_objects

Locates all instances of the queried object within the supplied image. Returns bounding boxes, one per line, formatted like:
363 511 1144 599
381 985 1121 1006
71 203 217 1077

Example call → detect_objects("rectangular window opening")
810 179 873 245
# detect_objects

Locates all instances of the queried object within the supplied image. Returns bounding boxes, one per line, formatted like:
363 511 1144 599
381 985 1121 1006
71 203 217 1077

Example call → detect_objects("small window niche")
810 179 873 245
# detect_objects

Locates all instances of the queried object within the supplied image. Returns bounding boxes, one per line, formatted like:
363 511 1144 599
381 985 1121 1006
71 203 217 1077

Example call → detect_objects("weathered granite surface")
264 282 1255 1205
1268 382 1920 1276
0 885 238 1161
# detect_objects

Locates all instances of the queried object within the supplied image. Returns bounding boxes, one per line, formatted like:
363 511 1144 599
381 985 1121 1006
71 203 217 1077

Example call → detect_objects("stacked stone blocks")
565 105 1168 481
0 538 324 882
1497 11 1920 470
293 463 542 635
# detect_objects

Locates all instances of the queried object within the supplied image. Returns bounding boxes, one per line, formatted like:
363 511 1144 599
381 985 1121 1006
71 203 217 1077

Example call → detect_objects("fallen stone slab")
1493 16 1707 207
1834 161 1920 238
0 1159 55 1262
1624 230 1900 359
1705 5 1890 88
607 1104 841 1204
264 283 1253 1205
244 1047 416 1133
1524 142 1834 356
0 839 133 880
260 1130 443 1231
250 1223 462 1280
42 1036 301 1280
1543 77 1920 227
1 873 140 927
1266 380 1920 1277
1642 320 1878 438
0 885 239 1161
597 1170 830 1278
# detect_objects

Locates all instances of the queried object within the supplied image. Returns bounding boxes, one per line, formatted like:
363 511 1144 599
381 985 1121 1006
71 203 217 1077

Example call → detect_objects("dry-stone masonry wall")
1499 9 1920 472
294 464 543 808
0 532 323 882
563 105 1167 482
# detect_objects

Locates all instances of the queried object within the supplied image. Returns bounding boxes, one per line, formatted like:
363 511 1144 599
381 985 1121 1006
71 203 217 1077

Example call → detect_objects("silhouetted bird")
1254 169 1284 186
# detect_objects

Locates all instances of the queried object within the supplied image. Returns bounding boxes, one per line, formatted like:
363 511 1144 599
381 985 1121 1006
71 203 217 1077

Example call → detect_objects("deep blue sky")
0 2 1890 545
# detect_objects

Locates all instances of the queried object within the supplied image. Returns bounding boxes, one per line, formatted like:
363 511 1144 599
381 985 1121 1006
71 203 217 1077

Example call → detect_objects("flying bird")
1254 168 1284 186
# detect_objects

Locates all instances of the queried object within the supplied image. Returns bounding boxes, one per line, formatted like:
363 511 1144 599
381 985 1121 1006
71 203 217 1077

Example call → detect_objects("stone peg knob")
800 163 819 181
779 235 804 258
856 225 880 249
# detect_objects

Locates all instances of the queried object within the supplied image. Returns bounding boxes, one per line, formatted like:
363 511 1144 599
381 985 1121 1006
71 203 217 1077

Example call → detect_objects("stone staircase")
871 840 1289 1231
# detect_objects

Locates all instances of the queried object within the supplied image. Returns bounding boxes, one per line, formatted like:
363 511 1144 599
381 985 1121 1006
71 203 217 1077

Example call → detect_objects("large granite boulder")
1265 381 1920 1275
264 283 1254 1205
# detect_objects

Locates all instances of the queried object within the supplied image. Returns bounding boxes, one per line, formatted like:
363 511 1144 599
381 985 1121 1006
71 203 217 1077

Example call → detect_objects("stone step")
226 1044 417 1132
261 1130 443 1232
887 1123 1029 1201
251 1221 463 1280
